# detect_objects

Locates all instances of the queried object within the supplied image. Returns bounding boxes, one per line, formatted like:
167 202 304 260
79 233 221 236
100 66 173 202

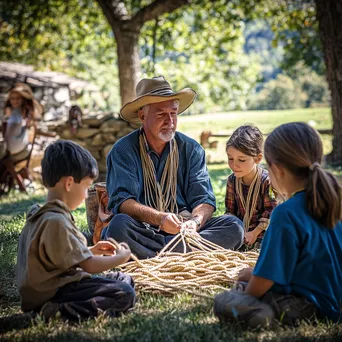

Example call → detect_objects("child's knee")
121 283 136 306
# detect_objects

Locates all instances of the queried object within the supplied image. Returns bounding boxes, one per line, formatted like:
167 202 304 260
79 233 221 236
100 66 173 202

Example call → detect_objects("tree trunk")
114 25 141 106
96 0 191 107
316 0 342 167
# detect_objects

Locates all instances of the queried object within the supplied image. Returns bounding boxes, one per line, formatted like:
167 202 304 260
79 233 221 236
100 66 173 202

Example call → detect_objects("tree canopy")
0 0 326 112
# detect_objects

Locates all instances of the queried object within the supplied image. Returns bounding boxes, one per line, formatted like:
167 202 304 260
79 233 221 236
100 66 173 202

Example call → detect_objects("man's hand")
89 241 117 256
238 267 254 282
180 219 197 232
159 213 181 234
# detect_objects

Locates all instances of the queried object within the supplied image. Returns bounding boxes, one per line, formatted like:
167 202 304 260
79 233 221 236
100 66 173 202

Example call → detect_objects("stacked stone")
48 113 139 174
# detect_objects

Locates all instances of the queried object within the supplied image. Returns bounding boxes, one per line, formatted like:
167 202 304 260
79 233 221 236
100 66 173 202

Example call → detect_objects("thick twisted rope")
116 229 258 297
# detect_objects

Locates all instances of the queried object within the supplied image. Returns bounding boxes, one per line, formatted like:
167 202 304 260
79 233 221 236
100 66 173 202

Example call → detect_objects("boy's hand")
238 267 254 282
90 241 117 256
115 242 131 263
244 230 258 246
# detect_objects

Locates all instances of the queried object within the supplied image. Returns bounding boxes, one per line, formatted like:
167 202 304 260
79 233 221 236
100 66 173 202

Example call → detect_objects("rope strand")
139 130 179 213
118 229 258 296
235 166 262 232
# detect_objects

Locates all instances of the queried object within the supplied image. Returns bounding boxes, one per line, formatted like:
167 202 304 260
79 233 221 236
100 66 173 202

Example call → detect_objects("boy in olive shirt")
16 140 135 321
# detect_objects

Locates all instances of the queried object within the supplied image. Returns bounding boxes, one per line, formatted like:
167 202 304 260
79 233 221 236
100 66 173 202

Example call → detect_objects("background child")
16 140 135 321
215 122 342 327
225 125 277 247
2 83 42 159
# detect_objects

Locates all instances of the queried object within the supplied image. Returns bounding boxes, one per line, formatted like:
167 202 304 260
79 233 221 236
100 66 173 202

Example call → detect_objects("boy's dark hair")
42 140 99 187
226 125 263 157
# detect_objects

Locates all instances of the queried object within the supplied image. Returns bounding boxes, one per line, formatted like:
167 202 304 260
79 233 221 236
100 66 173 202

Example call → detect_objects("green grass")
178 108 332 139
178 108 333 163
1 164 342 341
0 108 341 341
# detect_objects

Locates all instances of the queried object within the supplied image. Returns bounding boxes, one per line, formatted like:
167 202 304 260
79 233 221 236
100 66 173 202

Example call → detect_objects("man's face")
139 100 179 143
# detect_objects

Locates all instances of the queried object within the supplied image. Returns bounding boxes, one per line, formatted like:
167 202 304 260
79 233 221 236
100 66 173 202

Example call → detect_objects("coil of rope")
110 228 259 298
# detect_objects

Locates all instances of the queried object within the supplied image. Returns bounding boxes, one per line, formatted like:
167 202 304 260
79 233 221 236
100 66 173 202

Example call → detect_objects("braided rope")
236 166 262 232
139 130 179 213
119 229 258 297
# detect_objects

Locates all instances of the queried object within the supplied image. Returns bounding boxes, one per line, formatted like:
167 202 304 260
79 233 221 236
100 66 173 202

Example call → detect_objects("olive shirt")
16 200 92 312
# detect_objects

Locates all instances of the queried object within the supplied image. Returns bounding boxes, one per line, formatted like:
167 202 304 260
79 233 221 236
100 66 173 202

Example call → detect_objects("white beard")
158 130 175 142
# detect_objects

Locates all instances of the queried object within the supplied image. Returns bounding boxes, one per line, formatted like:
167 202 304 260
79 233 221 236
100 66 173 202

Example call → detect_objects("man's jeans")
101 214 244 259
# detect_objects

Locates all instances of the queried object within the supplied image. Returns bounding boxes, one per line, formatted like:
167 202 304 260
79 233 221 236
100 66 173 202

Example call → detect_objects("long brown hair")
264 122 341 229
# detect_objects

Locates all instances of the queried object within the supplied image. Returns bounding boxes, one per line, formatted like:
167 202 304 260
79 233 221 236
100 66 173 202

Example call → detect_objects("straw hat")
7 83 43 119
120 76 197 124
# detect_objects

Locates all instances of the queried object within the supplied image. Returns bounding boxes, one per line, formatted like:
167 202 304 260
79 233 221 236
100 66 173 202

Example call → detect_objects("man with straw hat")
103 76 244 259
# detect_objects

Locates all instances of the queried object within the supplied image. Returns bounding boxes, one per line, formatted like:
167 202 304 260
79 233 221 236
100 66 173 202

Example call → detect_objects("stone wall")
47 113 139 178
0 61 98 121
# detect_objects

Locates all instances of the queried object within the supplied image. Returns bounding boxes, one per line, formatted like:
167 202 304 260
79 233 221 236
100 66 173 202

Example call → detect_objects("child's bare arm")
245 275 274 298
89 241 116 256
79 244 131 273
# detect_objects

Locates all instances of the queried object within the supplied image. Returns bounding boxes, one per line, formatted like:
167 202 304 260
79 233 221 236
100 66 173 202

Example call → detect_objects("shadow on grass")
1 300 342 342
0 310 34 335
0 301 235 340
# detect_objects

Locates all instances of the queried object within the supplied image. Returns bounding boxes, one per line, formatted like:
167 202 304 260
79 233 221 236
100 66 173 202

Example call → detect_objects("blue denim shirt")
106 129 216 215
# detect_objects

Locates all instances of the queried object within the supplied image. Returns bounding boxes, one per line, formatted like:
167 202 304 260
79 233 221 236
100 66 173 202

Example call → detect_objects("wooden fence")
200 129 333 148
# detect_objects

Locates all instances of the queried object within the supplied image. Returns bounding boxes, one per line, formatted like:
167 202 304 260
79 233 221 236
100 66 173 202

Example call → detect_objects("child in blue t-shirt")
214 122 342 327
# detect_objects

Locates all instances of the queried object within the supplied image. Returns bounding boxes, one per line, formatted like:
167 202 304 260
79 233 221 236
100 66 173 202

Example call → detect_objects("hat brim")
8 87 33 100
120 88 197 124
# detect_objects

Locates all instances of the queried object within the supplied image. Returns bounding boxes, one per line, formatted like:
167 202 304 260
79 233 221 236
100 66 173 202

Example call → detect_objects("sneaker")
40 301 60 320
214 290 274 328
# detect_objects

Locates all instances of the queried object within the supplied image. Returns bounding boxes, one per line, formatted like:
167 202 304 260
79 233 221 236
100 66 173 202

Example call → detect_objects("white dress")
5 108 29 155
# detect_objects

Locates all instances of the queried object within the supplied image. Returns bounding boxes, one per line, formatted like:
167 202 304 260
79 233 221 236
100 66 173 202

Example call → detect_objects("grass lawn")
177 108 332 139
1 164 342 341
0 108 341 341
178 108 333 163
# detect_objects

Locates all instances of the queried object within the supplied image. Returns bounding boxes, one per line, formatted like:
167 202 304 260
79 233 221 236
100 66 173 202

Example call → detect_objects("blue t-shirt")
106 129 216 215
253 191 342 322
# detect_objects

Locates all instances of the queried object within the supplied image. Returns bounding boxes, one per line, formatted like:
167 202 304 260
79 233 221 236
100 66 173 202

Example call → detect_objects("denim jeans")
101 214 244 259
39 272 135 321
